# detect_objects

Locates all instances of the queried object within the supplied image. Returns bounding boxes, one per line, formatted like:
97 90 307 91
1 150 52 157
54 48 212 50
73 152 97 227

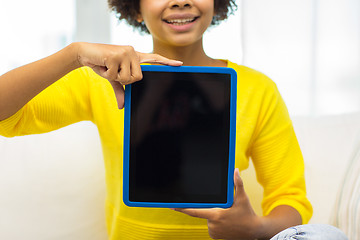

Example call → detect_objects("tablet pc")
123 65 237 208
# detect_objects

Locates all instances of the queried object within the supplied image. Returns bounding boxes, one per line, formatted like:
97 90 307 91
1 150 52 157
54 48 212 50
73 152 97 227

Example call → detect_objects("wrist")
249 215 268 240
253 216 272 240
66 42 83 70
253 206 303 240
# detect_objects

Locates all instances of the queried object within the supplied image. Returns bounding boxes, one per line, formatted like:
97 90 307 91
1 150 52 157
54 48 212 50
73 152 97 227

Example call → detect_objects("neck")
152 38 225 67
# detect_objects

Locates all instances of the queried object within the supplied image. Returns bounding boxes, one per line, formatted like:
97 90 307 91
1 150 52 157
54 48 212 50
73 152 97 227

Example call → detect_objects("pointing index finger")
138 52 183 66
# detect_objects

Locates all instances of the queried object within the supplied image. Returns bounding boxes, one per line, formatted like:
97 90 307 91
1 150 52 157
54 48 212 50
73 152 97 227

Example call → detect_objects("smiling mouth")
164 17 199 25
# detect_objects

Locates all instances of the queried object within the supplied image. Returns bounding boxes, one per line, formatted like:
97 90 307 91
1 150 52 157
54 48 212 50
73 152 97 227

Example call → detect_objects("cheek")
203 10 215 28
201 3 215 24
142 16 161 35
139 2 165 29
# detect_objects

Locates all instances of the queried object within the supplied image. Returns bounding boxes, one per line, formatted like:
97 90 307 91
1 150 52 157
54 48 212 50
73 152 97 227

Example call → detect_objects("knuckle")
133 72 143 81
210 210 223 222
110 48 127 59
125 45 135 52
119 77 130 85
119 45 134 56
110 73 119 82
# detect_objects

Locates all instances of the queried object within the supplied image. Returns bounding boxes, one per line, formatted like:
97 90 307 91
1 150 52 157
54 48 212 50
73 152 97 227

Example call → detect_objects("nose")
169 0 192 9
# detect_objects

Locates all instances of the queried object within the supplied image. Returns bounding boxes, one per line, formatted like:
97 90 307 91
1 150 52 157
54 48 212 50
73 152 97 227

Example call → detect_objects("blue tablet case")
123 65 237 208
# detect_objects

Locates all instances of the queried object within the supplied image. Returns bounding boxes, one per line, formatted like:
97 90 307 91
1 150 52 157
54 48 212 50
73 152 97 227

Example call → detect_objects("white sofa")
1 112 360 239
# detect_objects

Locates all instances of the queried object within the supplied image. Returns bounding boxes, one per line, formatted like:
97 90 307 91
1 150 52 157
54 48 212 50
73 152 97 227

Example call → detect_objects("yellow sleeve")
0 67 95 137
249 76 313 223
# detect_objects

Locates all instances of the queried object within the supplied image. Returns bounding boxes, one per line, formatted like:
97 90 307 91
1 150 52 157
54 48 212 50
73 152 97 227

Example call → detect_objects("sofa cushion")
291 112 360 224
0 122 108 240
332 132 360 239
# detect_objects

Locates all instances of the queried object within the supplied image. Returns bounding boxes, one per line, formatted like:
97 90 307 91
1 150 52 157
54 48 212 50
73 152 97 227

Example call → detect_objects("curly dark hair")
108 0 237 34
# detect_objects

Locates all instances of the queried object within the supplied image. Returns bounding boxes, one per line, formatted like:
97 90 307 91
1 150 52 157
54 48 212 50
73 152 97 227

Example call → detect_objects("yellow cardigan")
0 60 312 239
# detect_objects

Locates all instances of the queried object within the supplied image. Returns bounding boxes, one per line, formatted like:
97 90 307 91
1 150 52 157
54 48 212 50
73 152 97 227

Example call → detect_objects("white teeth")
166 18 195 25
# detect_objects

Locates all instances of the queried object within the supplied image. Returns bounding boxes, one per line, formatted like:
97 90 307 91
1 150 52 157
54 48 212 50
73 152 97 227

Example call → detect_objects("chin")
169 37 201 48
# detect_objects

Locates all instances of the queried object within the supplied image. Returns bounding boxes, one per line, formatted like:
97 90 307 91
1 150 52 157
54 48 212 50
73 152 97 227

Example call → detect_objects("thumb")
109 81 125 109
234 168 246 202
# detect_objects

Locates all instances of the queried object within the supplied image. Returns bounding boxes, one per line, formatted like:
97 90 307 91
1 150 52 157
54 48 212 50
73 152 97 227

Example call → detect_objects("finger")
91 65 107 78
109 81 125 109
173 208 216 220
129 57 143 83
118 60 131 85
104 62 120 81
234 168 246 202
138 52 183 66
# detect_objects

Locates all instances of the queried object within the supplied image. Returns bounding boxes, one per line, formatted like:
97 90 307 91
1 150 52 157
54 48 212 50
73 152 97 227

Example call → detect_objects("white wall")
241 0 360 116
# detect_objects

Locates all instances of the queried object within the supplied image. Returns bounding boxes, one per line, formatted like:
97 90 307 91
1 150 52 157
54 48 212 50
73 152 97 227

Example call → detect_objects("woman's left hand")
173 169 262 240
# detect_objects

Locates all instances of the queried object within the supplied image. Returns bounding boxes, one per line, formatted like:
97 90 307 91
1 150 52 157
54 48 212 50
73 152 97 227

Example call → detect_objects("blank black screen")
129 71 231 203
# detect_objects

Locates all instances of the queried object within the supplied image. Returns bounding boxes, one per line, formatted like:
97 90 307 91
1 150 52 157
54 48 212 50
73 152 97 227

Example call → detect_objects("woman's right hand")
76 42 183 108
0 42 181 120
